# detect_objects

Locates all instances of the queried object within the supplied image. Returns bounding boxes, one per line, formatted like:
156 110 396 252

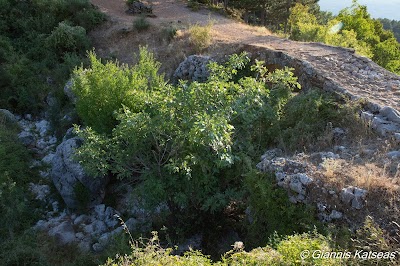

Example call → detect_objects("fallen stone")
18 131 36 146
340 187 355 204
329 210 343 220
380 106 400 124
48 221 77 245
289 178 306 195
35 120 50 137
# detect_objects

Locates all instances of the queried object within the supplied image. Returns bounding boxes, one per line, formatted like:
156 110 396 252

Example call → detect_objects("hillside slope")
90 0 400 120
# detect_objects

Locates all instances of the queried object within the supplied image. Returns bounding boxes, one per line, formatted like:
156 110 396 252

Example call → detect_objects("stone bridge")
238 38 400 139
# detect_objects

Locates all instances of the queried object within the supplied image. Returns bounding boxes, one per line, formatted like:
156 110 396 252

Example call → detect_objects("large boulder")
51 137 109 209
173 55 211 83
0 109 17 124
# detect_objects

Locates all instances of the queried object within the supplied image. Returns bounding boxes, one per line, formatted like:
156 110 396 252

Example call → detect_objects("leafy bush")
276 89 355 150
103 231 342 266
276 232 340 266
0 116 38 238
46 22 89 55
133 16 150 32
72 47 165 134
0 0 103 114
162 25 178 42
189 22 213 52
244 171 321 248
73 50 300 235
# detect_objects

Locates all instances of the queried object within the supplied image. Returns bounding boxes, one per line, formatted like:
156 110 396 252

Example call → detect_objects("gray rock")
74 214 89 225
51 137 109 209
371 116 400 136
387 151 400 160
75 232 85 240
18 131 36 146
34 220 48 231
64 80 77 104
94 204 106 220
173 55 211 82
42 153 55 165
63 127 76 141
35 120 50 137
351 197 364 209
98 232 111 246
298 173 313 185
48 221 77 245
394 133 400 144
92 220 108 235
104 207 119 228
124 218 138 232
78 239 92 252
380 106 400 124
29 183 50 201
340 187 355 204
289 178 306 195
353 187 367 199
261 148 283 161
329 210 343 220
360 111 374 124
92 242 104 252
0 109 17 124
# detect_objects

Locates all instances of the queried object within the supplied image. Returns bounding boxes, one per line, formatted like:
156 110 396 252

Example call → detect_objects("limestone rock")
0 109 17 124
48 221 77 245
380 106 400 124
173 55 211 82
340 187 355 204
18 131 36 146
51 137 109 209
64 80 77 104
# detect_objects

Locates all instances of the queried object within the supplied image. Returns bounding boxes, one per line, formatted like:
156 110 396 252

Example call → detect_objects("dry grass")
189 21 213 53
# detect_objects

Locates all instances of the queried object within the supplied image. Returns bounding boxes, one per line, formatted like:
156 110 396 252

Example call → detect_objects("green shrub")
222 247 284 265
72 8 106 30
276 232 340 266
187 0 201 11
103 231 343 266
189 22 213 52
276 89 356 151
244 171 321 248
133 16 150 32
74 50 301 239
72 47 165 134
162 25 178 42
46 22 89 55
0 0 101 114
0 117 39 238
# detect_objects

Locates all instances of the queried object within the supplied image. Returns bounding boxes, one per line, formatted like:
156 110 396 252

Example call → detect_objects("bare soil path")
90 0 400 113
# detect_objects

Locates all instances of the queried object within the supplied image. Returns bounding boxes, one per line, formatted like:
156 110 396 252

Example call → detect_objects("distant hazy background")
318 0 400 20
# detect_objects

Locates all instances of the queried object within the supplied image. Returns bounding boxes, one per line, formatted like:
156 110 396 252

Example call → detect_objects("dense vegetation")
287 2 400 74
380 18 400 43
0 0 104 114
70 47 369 260
1 0 399 265
0 1 106 265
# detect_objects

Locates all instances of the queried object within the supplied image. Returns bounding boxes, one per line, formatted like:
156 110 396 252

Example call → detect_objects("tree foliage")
288 1 400 74
73 48 301 228
0 0 104 113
